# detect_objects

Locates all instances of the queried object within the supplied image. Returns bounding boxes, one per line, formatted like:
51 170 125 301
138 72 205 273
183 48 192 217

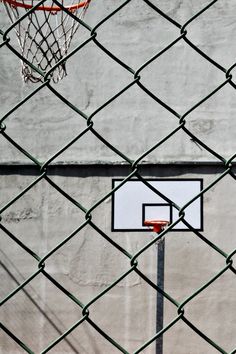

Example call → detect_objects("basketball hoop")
144 220 169 233
2 0 91 83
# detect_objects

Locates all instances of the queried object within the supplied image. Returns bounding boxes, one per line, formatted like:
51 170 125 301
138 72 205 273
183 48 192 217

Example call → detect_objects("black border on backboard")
111 178 203 232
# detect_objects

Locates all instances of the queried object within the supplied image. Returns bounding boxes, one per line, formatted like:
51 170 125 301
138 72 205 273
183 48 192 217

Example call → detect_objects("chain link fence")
0 0 236 353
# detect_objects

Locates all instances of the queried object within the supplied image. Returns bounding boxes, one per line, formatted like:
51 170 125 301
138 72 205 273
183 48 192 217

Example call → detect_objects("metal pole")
156 238 165 354
143 220 168 354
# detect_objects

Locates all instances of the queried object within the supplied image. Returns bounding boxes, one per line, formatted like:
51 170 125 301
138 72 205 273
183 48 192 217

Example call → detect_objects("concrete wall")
1 1 236 354
0 0 236 163
1 165 236 353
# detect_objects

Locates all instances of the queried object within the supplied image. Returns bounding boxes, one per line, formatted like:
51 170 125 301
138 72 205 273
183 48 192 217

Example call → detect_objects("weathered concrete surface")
1 166 236 353
0 0 236 164
0 0 236 353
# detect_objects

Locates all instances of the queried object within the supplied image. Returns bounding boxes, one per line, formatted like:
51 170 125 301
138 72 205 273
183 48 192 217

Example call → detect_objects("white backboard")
112 179 203 232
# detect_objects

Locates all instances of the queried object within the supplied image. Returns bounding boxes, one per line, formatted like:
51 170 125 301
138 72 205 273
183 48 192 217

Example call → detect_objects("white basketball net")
3 0 90 83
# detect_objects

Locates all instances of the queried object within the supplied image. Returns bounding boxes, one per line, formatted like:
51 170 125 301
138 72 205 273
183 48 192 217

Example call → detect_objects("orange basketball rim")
2 0 91 13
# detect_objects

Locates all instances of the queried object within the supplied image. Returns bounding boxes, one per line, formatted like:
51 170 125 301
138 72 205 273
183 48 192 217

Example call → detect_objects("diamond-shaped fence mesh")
0 0 236 353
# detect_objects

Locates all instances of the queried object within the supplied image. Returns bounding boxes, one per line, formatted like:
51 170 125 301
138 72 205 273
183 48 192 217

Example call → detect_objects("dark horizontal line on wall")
0 161 235 177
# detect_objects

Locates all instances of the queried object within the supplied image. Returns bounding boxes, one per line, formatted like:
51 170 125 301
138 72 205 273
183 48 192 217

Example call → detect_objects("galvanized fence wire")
0 0 236 353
